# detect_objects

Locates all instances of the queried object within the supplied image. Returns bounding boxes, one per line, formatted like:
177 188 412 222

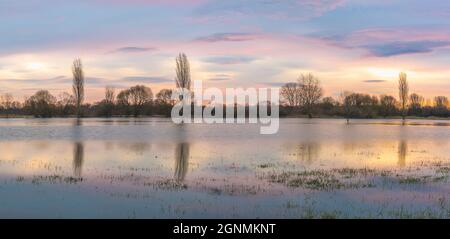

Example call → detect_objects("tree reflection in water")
73 142 84 178
174 142 190 182
297 142 320 163
173 123 190 182
398 140 407 167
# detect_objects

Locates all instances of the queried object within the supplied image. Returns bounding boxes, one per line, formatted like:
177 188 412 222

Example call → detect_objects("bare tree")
280 82 301 107
380 95 397 118
298 73 323 118
57 92 75 116
100 86 116 117
434 96 449 108
409 93 424 114
117 85 153 117
398 72 409 121
409 93 423 108
129 85 153 116
72 58 85 118
117 90 131 106
105 86 115 104
175 53 191 90
340 91 352 123
156 89 174 105
24 90 57 117
1 93 13 118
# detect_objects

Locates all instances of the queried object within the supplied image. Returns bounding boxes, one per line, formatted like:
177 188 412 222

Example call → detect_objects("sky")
1 0 450 103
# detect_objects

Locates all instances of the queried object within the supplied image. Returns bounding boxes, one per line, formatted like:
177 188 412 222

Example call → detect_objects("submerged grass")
398 176 427 184
14 175 83 184
263 169 379 190
144 179 188 191
262 165 449 191
258 163 275 169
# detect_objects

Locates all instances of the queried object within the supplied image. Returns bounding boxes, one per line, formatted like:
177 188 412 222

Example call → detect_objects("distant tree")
434 96 448 108
320 96 337 114
72 58 84 118
129 85 153 116
105 86 115 104
343 93 378 120
175 53 191 91
398 72 409 121
57 92 75 116
341 91 353 123
99 86 116 117
432 96 449 117
116 90 130 105
409 93 424 115
298 73 323 118
153 89 174 116
379 95 397 118
116 89 131 115
156 89 174 105
117 85 153 117
1 93 14 118
281 82 301 107
24 90 57 117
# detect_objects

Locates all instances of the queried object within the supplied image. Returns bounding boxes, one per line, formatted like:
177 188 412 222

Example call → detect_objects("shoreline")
2 115 450 121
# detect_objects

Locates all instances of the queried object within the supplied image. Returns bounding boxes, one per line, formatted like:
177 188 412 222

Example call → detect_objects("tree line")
0 55 187 118
279 72 450 120
1 53 449 119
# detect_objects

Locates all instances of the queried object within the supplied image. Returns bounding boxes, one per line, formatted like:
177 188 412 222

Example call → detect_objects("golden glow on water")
0 137 447 179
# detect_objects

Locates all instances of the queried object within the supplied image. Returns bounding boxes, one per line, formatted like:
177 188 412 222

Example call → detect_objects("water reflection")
174 142 190 182
74 118 82 126
0 118 448 218
118 142 151 154
174 124 190 182
296 142 320 163
73 142 84 177
398 140 408 167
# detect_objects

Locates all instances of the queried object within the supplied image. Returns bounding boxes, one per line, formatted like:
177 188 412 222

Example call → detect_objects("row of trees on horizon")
1 53 450 119
280 72 450 120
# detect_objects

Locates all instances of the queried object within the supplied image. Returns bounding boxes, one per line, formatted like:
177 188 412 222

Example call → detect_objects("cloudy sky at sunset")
1 0 450 102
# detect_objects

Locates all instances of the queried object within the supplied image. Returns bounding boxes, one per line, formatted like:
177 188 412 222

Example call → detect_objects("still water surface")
0 118 449 218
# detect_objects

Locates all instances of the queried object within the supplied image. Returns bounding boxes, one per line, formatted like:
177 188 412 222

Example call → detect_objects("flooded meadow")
0 118 449 218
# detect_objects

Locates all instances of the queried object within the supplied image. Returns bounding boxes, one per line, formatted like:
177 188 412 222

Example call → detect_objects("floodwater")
0 118 448 218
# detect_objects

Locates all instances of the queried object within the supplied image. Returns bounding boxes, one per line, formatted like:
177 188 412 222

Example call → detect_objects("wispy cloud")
208 77 230 81
262 82 284 87
363 41 450 57
86 77 107 85
316 28 450 57
0 76 113 87
94 0 205 5
195 33 261 42
121 76 171 83
202 56 258 65
194 0 345 21
109 47 156 54
208 74 233 81
363 80 387 83
0 76 69 85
